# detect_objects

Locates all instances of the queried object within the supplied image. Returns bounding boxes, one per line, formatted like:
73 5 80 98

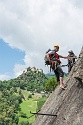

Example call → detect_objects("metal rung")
30 111 57 117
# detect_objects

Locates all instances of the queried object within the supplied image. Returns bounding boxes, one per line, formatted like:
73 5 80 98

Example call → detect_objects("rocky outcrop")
23 67 43 73
32 47 83 125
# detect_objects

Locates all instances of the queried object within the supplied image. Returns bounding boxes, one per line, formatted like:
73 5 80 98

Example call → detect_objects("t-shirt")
48 50 60 57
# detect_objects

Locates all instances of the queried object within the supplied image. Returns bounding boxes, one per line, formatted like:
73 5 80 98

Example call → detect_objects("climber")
46 44 70 90
68 50 77 73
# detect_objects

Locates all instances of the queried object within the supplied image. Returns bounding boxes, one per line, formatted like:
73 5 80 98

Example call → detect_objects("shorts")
54 65 64 82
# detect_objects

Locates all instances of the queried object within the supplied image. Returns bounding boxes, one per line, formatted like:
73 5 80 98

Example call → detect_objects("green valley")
0 67 58 125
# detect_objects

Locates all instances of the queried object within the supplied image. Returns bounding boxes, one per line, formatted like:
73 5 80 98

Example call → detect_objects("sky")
0 0 83 81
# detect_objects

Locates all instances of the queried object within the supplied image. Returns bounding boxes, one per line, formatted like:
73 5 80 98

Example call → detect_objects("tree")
45 77 58 92
19 112 27 118
28 94 32 98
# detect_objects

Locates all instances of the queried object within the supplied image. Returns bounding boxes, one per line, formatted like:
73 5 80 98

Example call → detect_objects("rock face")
32 47 83 125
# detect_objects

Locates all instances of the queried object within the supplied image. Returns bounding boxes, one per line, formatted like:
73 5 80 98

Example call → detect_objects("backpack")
44 49 61 66
44 49 56 65
44 49 51 65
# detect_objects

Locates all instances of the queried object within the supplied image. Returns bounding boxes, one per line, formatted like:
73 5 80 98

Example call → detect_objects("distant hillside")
0 67 48 125
46 72 68 77
18 67 46 82
1 67 48 93
45 72 55 76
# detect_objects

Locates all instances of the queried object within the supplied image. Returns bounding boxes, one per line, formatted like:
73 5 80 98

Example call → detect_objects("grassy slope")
19 99 37 123
18 89 43 123
18 75 61 124
19 90 47 124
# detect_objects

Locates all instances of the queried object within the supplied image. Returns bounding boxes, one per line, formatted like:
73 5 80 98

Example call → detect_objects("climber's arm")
59 55 69 59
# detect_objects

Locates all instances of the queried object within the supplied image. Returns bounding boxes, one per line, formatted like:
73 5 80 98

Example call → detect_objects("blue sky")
0 0 83 80
0 39 25 78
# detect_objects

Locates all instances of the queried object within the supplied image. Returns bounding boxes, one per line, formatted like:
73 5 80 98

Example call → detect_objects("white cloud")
13 64 26 77
0 74 11 81
0 0 83 78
